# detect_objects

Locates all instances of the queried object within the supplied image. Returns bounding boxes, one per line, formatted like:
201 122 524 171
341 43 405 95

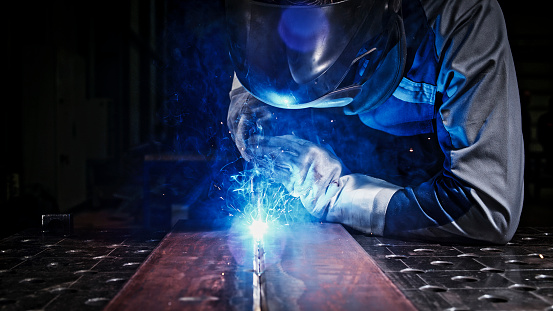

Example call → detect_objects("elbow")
438 210 517 245
466 192 523 245
484 207 520 245
487 220 514 245
431 191 522 245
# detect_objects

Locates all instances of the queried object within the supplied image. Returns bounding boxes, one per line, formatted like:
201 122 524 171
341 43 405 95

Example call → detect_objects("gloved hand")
227 88 275 161
254 134 402 235
252 134 345 218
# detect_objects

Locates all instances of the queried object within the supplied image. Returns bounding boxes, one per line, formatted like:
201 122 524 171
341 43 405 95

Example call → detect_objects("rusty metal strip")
105 222 255 311
106 221 416 311
261 223 417 310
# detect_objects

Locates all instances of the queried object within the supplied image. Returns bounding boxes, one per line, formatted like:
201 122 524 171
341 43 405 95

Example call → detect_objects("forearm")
384 173 521 244
326 169 522 244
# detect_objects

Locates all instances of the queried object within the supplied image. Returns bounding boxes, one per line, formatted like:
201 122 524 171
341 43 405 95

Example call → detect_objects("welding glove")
252 135 343 218
325 174 402 235
227 87 275 161
254 134 402 235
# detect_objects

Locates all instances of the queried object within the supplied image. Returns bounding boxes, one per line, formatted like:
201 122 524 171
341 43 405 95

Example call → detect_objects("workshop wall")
3 0 234 236
4 0 172 235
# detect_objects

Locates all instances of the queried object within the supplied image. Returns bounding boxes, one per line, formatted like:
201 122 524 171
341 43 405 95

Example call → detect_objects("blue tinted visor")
226 0 393 108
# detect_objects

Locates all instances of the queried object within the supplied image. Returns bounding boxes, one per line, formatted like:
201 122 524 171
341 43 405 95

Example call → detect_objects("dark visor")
226 0 389 108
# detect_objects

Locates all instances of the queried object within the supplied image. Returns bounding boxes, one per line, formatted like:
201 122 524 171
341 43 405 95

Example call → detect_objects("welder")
225 0 524 244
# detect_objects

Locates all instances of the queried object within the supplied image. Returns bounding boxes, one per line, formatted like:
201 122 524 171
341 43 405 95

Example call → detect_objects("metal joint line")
253 239 267 311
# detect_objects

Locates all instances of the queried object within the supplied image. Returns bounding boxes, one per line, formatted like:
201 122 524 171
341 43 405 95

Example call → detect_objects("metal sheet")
105 221 416 310
262 223 417 310
104 223 255 311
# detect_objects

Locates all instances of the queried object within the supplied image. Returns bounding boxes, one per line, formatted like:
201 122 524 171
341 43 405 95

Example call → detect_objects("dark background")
3 0 552 238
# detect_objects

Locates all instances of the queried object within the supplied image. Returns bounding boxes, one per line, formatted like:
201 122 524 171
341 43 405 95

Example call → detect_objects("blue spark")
215 159 308 238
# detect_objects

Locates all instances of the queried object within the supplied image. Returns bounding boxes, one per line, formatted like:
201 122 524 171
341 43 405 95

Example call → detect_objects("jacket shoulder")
419 0 503 28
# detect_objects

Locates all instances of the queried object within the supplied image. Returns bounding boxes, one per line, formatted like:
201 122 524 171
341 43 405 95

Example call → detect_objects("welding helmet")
226 0 406 113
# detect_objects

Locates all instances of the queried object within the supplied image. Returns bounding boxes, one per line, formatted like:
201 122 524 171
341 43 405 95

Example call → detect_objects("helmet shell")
226 0 404 109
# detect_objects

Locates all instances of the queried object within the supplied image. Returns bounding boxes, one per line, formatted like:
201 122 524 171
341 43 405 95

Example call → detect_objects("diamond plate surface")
352 227 553 310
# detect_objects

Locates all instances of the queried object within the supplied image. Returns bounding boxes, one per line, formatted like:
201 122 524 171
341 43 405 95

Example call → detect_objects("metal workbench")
1 223 552 310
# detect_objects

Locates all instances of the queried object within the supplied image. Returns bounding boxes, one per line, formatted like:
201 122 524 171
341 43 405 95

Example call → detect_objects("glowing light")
249 220 268 240
215 149 311 243
264 92 296 108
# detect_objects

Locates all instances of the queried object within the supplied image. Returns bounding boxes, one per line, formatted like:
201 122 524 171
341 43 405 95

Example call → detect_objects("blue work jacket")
347 0 524 244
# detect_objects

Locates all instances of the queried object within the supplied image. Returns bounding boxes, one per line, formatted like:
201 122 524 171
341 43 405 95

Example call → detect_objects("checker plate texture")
351 227 553 310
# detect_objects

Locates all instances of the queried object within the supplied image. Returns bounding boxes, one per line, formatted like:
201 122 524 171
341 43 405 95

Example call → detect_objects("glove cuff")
325 174 401 236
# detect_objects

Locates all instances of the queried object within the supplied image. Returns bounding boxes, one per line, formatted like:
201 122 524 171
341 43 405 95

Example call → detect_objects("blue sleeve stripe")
392 78 436 105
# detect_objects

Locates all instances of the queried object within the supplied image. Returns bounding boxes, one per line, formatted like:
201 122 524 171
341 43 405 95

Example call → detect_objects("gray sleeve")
383 0 524 244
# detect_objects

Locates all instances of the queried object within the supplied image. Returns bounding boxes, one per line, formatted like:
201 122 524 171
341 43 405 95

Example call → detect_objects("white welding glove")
254 134 402 235
253 135 344 218
325 174 401 235
227 87 275 161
